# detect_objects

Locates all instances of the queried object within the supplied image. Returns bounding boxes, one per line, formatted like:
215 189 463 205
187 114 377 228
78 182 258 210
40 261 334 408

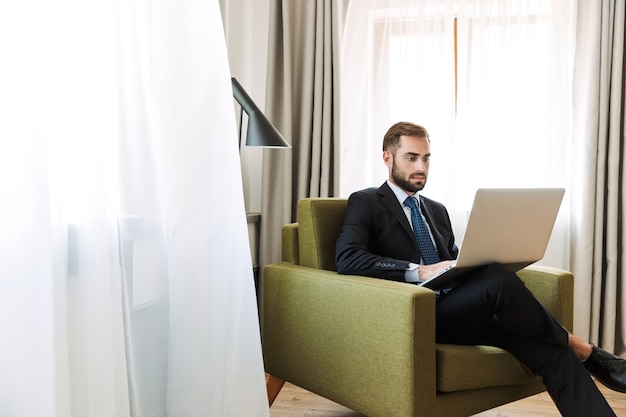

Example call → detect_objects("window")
340 0 574 268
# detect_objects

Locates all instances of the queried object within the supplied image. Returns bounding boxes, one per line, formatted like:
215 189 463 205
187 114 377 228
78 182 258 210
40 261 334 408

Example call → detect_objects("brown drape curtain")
259 0 349 271
572 0 626 355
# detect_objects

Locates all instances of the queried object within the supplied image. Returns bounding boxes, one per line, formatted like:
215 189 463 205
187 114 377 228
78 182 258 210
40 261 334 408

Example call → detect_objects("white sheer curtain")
340 0 575 269
0 1 269 416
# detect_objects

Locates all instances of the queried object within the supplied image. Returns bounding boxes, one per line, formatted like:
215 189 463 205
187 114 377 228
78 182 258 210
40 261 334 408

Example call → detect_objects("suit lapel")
378 182 416 244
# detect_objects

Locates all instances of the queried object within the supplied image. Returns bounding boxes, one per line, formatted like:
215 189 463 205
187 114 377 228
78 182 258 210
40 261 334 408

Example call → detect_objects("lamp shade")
231 78 291 149
245 111 290 147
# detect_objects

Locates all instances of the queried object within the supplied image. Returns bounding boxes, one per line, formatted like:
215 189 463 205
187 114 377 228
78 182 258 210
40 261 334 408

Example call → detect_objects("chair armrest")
516 265 574 332
262 262 437 417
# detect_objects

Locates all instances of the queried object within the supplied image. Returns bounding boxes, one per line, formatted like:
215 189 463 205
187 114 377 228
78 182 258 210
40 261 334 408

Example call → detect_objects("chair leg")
266 374 286 406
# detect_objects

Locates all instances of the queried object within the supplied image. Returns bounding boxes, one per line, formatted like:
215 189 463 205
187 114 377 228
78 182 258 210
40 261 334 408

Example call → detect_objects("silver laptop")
419 188 565 290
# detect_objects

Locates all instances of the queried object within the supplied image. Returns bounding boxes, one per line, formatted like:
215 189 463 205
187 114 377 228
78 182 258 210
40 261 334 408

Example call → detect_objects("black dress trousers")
434 263 616 417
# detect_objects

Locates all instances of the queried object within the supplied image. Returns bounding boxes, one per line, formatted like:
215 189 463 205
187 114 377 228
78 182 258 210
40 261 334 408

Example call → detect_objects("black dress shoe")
583 344 626 393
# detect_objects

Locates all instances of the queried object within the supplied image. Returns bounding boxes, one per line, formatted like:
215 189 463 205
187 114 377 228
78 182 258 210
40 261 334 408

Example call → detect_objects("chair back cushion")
297 198 348 271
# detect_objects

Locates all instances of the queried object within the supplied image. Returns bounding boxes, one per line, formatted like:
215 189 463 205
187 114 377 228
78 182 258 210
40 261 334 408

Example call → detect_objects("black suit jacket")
336 182 459 282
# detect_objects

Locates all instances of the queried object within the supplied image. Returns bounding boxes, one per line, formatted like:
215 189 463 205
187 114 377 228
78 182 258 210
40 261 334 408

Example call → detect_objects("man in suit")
335 121 625 417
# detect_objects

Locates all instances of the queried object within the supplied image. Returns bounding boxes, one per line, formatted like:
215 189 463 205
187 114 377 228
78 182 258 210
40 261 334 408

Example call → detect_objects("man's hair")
382 122 430 155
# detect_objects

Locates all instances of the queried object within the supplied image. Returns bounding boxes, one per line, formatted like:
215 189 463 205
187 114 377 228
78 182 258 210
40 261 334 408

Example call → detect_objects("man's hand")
418 260 457 281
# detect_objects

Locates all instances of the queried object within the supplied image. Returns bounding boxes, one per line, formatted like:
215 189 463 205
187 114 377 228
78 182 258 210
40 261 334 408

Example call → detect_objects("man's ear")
383 150 393 168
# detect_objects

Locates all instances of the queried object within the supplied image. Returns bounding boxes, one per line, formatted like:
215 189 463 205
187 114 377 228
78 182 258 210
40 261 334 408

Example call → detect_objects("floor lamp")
231 77 290 314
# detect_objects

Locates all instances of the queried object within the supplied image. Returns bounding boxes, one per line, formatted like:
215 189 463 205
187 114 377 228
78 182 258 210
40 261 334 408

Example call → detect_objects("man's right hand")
418 260 457 281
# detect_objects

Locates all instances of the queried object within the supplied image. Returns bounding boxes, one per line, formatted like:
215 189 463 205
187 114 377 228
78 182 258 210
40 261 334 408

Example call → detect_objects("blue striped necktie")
404 196 440 265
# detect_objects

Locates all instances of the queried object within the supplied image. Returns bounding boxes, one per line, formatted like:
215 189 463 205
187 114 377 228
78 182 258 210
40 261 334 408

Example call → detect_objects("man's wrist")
405 262 420 282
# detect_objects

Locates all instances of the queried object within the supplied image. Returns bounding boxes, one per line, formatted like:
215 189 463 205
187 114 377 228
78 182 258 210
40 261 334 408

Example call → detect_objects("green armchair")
262 198 573 417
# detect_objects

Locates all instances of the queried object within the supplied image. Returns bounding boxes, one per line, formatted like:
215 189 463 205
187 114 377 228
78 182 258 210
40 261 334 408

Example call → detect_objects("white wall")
219 0 271 213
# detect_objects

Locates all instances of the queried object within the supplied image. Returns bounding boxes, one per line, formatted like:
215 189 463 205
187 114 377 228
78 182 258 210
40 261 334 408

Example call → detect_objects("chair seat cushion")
436 344 541 392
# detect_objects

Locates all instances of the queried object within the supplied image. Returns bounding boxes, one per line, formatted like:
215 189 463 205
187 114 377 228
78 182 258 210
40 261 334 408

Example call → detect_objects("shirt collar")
386 180 418 207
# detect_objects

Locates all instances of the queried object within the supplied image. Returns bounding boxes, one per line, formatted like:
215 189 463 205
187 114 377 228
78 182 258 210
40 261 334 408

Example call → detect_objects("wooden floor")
269 377 626 417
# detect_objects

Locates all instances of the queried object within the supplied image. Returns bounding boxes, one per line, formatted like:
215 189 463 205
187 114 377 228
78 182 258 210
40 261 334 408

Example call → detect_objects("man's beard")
391 163 426 193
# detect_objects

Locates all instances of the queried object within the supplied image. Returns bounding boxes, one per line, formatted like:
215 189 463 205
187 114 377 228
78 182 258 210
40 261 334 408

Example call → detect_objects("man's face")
383 135 431 194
